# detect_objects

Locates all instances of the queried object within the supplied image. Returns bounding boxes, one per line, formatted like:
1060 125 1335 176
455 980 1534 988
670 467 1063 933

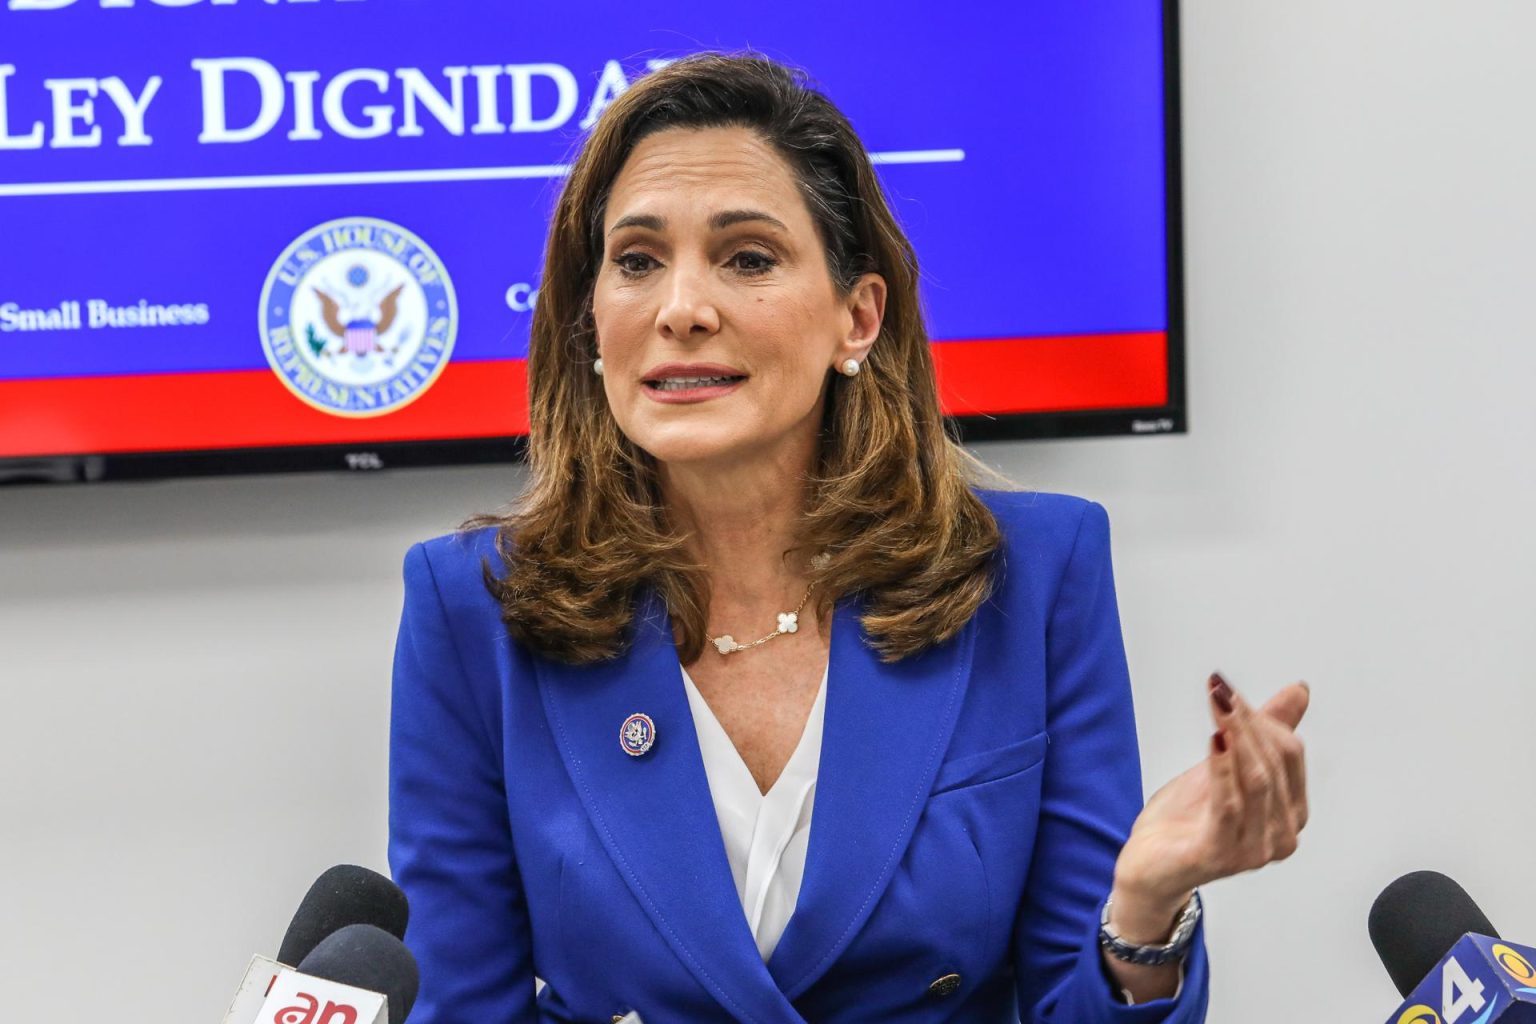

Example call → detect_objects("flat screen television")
0 0 1185 484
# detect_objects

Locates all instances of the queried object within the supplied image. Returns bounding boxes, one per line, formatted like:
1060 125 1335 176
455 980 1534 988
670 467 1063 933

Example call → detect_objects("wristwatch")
1098 889 1202 967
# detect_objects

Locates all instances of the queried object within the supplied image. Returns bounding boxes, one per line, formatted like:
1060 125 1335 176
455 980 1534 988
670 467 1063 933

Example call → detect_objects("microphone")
1370 870 1536 1022
295 924 419 1024
220 866 414 1024
1371 871 1500 996
247 931 407 1024
278 865 410 967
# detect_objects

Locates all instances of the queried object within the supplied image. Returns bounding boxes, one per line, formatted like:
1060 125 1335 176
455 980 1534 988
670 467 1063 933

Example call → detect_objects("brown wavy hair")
462 52 1017 666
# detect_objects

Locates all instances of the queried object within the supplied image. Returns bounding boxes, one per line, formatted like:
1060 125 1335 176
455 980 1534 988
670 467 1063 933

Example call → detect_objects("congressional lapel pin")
620 712 656 757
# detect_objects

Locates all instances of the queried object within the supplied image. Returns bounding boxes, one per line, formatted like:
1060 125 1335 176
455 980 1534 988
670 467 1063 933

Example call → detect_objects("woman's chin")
640 436 749 470
626 418 767 469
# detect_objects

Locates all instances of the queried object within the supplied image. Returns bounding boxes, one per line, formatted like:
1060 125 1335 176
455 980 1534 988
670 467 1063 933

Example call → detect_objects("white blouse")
679 661 828 962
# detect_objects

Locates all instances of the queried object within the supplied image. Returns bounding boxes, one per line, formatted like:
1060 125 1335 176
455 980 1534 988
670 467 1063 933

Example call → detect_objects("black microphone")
277 864 410 968
1367 870 1536 1023
222 865 414 1024
298 923 420 1024
1369 870 1500 997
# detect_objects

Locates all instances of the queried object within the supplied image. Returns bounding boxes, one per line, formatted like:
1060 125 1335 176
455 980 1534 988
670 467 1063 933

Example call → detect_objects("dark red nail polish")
1209 674 1234 715
1213 730 1227 754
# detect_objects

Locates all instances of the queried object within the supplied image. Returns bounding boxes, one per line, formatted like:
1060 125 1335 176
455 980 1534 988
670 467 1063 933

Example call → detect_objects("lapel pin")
620 712 656 757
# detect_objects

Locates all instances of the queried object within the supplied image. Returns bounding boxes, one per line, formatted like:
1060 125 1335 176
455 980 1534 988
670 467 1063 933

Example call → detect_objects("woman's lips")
641 376 747 403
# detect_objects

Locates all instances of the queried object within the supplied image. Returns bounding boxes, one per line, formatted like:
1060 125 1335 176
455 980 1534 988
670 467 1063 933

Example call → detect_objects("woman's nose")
654 261 721 340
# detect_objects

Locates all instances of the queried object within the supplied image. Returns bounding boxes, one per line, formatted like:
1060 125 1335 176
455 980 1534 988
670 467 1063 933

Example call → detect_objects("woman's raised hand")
1110 673 1312 926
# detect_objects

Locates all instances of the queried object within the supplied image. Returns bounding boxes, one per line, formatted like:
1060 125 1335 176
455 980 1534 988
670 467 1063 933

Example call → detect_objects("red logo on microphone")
272 991 360 1024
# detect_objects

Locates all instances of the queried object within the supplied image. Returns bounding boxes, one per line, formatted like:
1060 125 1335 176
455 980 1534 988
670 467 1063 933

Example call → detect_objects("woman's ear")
839 272 887 366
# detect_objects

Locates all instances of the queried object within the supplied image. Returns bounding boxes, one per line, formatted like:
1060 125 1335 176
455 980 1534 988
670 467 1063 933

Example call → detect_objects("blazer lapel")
766 589 976 999
535 586 806 1024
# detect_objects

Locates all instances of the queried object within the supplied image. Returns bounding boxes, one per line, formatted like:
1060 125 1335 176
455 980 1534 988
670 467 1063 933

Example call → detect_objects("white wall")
3 2 1534 1018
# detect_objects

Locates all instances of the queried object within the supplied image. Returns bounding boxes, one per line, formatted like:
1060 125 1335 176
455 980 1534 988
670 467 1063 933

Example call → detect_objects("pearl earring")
840 358 861 377
593 358 604 377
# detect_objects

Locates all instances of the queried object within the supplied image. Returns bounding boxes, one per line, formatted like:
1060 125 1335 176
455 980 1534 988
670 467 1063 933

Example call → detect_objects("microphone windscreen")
297 923 419 1024
278 865 409 968
1369 870 1499 996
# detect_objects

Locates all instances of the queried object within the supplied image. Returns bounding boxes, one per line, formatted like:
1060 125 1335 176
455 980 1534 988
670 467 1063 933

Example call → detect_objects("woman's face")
592 125 883 474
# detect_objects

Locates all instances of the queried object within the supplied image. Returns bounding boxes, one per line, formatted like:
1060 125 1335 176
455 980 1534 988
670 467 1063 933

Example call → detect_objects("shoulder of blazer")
973 487 1094 532
406 526 510 656
402 526 532 738
971 487 1105 588
412 524 505 594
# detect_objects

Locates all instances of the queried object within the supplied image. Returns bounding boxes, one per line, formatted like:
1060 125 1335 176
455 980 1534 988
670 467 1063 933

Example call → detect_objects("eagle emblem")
259 216 458 418
310 264 407 363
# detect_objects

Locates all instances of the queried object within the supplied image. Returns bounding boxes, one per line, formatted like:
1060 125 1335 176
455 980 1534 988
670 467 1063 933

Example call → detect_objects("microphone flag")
1386 935 1536 1024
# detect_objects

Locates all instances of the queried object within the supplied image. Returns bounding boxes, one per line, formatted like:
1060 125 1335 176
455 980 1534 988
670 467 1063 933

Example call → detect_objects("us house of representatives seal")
259 217 457 417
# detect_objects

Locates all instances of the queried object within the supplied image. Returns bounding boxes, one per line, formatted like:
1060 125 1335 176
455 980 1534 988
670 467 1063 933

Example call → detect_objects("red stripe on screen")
0 331 1166 457
932 331 1167 416
0 361 530 457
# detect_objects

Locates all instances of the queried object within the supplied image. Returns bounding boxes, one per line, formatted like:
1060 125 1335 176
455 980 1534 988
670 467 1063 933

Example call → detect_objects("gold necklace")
707 552 828 656
708 581 815 655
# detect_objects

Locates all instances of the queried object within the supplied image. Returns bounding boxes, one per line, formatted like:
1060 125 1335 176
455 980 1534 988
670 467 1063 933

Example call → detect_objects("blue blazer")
388 490 1210 1023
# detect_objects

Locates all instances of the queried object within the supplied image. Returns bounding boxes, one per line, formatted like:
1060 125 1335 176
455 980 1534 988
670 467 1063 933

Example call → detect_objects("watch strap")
1098 889 1202 967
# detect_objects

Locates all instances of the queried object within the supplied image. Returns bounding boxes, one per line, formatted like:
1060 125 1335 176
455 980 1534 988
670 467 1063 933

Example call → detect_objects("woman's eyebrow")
608 213 664 236
709 209 788 232
606 209 788 236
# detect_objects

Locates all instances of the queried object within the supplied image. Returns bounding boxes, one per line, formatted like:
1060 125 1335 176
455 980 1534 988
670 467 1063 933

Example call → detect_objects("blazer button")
928 973 962 997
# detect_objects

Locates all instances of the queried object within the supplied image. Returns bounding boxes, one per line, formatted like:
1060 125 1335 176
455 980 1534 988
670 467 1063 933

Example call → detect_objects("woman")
388 53 1309 1022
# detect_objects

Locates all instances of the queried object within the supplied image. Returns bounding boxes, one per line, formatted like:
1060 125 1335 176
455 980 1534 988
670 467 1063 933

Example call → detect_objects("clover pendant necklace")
708 553 827 656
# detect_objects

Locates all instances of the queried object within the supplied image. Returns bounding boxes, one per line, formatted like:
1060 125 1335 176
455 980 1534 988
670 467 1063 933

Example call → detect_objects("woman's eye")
729 250 778 275
613 252 656 276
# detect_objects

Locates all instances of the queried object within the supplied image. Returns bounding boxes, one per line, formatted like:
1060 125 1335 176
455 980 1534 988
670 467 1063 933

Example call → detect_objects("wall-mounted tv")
0 0 1185 484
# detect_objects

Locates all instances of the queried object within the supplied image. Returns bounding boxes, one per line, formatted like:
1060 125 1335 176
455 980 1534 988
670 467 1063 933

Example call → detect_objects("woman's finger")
1253 682 1310 819
1287 734 1309 832
1218 676 1301 804
1202 673 1311 879
1211 674 1276 797
1273 726 1308 831
1212 674 1289 866
1260 681 1311 731
1206 715 1244 851
1206 674 1258 858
